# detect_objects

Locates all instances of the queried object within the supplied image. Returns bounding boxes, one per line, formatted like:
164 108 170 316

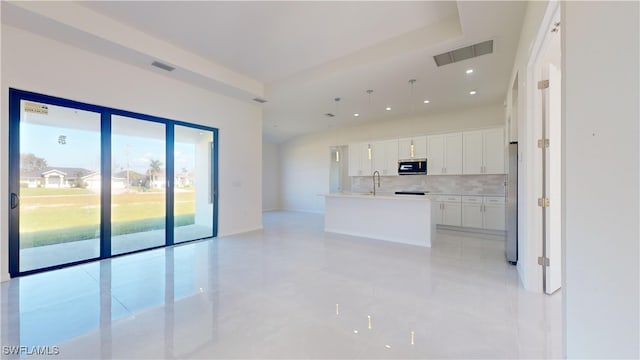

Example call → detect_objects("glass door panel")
18 100 101 272
111 115 166 255
173 125 214 243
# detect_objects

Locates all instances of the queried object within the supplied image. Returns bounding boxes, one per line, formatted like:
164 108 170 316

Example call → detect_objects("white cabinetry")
432 195 462 226
348 143 372 176
427 133 462 175
398 136 427 160
462 196 505 230
372 140 399 176
483 196 506 230
463 128 505 174
462 196 484 228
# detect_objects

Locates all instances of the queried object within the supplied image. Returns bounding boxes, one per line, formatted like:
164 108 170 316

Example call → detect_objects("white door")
545 60 562 294
543 24 562 294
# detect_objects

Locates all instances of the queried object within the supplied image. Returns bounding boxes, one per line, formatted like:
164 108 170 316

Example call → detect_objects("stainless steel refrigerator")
506 142 518 264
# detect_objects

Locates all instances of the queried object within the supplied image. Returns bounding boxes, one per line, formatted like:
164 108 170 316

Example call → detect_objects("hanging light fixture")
366 89 374 160
408 79 417 158
334 97 341 162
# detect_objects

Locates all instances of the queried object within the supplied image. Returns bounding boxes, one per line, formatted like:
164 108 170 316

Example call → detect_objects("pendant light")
366 89 374 160
334 97 341 162
408 79 417 159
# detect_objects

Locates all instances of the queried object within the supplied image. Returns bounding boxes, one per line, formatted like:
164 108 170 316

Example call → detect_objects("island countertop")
321 192 432 201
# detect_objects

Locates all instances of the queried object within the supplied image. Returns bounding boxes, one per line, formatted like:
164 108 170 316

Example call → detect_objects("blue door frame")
8 88 219 277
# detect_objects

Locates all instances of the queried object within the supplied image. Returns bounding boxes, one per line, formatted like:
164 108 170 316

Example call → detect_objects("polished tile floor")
0 211 562 359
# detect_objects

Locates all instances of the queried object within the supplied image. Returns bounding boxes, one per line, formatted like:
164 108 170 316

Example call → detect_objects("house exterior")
20 167 92 188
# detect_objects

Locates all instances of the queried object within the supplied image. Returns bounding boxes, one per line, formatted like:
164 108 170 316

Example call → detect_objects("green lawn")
21 187 94 196
19 190 198 248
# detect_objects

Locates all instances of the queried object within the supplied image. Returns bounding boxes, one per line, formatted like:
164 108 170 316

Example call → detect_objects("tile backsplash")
350 174 506 196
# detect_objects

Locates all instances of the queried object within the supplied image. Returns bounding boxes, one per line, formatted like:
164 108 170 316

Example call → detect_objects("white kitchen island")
323 193 434 247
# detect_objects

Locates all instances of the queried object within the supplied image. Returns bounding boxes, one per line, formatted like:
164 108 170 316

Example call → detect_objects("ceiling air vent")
151 61 175 72
433 40 494 67
253 98 268 104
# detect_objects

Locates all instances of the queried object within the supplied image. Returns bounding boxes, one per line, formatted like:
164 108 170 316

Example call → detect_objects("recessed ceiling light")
385 107 391 111
469 90 477 95
354 113 360 117
423 100 430 104
466 69 474 74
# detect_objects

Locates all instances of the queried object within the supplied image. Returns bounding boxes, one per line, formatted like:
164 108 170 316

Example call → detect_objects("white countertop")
322 192 431 201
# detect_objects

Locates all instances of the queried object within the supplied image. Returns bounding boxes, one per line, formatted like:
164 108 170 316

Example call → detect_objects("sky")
21 123 196 174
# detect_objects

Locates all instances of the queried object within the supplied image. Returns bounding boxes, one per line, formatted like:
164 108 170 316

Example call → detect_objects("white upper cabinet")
398 136 427 160
482 128 505 174
463 131 484 174
427 133 462 175
348 142 372 176
348 127 504 176
372 140 399 176
463 128 505 174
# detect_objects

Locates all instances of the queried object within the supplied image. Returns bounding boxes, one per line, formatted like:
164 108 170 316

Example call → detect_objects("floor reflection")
0 212 562 359
1 240 219 359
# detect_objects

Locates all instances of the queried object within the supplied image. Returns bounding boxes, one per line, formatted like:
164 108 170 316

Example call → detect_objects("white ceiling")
3 1 527 144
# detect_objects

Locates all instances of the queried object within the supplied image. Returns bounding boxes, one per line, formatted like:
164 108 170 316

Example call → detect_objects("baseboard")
218 226 263 237
262 208 281 212
436 224 506 237
281 208 324 215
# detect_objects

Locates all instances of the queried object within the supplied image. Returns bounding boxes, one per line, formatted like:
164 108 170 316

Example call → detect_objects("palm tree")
148 159 163 188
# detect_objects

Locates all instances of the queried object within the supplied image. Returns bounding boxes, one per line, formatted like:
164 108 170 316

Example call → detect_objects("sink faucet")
372 170 381 196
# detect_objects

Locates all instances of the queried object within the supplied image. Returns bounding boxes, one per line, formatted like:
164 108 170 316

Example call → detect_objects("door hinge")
537 139 549 148
537 197 550 207
538 256 550 266
538 80 549 89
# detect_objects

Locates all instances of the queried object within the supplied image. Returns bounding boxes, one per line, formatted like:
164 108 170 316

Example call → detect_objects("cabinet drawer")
483 196 505 205
434 195 461 203
462 196 483 204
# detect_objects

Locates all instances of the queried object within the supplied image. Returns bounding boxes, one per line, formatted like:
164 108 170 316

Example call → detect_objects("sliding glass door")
111 115 167 255
173 125 214 243
14 100 102 272
8 89 218 277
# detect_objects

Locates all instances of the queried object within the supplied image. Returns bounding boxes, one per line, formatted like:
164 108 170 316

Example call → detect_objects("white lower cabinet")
462 196 505 230
483 196 506 230
432 195 462 226
462 196 484 228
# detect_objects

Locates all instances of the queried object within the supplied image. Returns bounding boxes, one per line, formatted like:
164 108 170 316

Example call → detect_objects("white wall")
504 0 550 292
1 25 263 281
563 2 639 358
280 104 504 213
262 142 281 211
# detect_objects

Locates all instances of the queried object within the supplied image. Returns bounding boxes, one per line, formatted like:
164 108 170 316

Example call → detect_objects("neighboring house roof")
21 167 93 179
114 170 145 179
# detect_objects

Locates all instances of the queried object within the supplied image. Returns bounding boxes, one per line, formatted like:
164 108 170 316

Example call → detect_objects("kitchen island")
323 193 434 247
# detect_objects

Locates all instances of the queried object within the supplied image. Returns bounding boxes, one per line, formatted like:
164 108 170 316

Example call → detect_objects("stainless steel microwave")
398 159 427 175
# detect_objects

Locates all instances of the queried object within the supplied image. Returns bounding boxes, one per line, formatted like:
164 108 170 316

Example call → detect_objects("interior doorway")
329 145 349 193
